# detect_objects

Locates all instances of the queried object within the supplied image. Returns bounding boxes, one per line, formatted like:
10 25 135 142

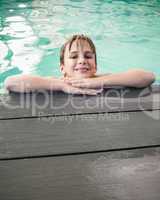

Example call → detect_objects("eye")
69 54 78 59
85 54 93 59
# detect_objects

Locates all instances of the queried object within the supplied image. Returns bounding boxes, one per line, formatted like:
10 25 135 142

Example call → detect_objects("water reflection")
0 0 160 87
0 2 42 75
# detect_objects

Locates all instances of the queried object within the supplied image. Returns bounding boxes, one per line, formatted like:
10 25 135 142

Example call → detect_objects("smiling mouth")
74 66 90 72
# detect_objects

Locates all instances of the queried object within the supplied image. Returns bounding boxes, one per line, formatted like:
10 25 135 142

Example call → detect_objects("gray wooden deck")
0 85 160 200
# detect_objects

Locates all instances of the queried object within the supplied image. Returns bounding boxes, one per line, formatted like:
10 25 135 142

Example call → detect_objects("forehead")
66 39 93 53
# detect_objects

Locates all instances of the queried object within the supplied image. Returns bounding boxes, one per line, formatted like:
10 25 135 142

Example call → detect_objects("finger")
70 88 97 95
71 83 87 88
97 88 104 93
72 82 99 89
67 78 81 81
63 78 79 83
63 85 103 95
80 91 98 95
75 88 96 95
65 80 83 85
79 88 103 95
87 88 103 93
94 88 103 93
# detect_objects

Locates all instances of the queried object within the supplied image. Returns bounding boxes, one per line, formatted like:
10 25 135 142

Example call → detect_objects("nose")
77 54 86 64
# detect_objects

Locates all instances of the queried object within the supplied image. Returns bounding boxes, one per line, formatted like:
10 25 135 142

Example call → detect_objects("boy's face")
60 40 97 78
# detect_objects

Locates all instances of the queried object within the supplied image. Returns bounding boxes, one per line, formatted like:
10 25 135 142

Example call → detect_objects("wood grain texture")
0 147 160 200
0 86 160 199
0 110 160 159
0 85 159 119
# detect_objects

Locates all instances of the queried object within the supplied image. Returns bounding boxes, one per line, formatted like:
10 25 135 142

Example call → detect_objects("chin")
74 72 95 79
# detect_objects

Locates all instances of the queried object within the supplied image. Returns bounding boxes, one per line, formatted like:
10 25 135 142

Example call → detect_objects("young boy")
5 34 155 95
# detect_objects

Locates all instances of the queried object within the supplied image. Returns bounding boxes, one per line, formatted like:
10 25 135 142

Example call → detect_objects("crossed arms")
5 69 155 95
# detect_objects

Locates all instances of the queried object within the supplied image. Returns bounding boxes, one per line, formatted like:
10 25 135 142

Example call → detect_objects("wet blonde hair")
60 34 97 66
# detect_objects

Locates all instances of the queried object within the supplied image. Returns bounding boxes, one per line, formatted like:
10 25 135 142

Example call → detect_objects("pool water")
0 0 160 93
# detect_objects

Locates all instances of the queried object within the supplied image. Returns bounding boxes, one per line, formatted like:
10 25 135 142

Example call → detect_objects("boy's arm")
4 75 102 95
65 69 155 89
99 69 155 88
4 75 62 93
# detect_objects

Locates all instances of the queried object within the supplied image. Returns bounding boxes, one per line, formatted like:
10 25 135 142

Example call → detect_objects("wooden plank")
0 110 160 159
0 85 159 119
0 147 160 200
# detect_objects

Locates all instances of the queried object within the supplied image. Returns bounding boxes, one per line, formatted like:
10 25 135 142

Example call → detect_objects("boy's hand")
63 77 104 89
60 79 103 95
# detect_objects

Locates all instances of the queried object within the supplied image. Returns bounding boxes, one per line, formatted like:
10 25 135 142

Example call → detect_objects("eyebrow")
70 51 94 54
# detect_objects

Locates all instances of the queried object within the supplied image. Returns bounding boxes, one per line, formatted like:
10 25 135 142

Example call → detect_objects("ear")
60 64 65 75
60 65 67 77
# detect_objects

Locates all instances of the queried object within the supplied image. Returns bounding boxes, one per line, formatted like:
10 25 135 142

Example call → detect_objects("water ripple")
0 0 160 89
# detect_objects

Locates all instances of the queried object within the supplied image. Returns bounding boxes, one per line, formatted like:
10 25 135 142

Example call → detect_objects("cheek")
89 60 96 69
64 60 75 72
69 60 77 68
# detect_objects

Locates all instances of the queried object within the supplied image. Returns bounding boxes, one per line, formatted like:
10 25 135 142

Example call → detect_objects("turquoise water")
0 0 160 93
